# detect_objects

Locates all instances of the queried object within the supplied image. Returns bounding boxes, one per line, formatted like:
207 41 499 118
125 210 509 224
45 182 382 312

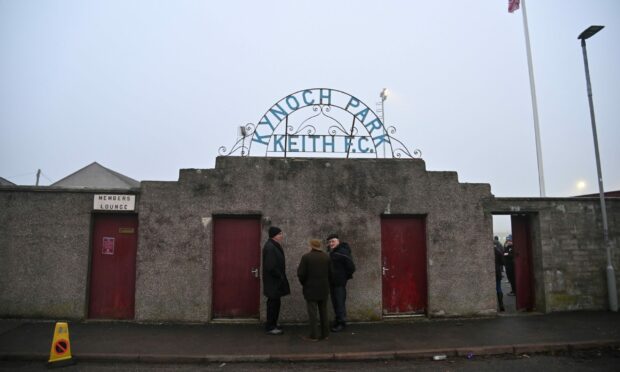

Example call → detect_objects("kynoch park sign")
219 88 421 159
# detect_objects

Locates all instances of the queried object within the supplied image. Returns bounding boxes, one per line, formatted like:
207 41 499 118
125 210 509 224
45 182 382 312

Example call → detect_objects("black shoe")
331 324 345 332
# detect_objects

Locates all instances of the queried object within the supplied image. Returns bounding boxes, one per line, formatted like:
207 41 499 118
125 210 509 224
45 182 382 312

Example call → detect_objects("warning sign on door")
102 237 115 255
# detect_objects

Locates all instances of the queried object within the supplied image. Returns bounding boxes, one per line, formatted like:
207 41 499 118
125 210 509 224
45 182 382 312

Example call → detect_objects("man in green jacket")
297 239 332 341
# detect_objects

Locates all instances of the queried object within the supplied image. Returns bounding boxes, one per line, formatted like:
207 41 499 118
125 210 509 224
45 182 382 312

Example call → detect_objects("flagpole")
520 0 546 197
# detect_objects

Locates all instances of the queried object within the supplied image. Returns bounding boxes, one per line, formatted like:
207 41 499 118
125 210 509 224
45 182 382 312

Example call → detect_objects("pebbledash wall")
0 187 140 318
136 157 494 322
0 156 618 321
489 197 620 312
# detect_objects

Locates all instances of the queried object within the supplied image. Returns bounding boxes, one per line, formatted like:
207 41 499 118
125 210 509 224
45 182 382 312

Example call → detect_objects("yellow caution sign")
48 322 73 365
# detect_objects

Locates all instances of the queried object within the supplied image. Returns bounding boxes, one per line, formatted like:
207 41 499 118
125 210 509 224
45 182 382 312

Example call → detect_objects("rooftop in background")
50 162 140 189
575 190 620 198
0 177 16 186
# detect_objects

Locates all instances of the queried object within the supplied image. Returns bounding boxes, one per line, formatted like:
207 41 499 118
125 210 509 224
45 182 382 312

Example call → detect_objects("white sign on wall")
93 194 135 211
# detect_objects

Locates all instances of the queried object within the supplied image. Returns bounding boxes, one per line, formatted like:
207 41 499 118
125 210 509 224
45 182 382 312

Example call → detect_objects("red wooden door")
212 217 261 318
511 215 534 311
381 216 428 314
89 214 138 319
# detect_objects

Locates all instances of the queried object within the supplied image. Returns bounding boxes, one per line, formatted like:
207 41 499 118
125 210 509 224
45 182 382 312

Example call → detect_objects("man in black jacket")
262 226 290 335
326 233 355 332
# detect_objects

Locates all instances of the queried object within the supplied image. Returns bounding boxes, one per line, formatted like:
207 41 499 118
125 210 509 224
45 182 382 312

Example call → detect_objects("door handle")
251 268 259 278
382 267 389 276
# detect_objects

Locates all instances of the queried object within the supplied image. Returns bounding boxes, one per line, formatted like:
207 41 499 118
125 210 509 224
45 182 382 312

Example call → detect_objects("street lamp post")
380 88 388 118
380 88 389 157
578 25 618 312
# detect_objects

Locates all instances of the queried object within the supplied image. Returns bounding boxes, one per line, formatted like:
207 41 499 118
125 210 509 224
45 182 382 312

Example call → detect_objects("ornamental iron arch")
219 88 421 159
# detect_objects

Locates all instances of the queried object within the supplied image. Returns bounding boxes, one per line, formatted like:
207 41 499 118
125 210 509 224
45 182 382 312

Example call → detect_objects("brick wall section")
489 197 620 312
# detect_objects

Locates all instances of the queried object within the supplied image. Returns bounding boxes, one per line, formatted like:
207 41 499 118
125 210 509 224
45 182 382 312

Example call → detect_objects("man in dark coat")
262 226 290 335
494 236 505 312
297 239 332 341
326 233 355 332
504 235 516 296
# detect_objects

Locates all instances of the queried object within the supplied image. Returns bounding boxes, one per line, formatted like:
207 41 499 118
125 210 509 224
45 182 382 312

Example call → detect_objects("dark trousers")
306 299 329 339
330 286 347 325
505 260 516 293
265 297 281 331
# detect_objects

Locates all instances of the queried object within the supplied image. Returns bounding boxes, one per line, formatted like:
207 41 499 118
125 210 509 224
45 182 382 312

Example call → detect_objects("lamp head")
380 88 389 101
578 25 604 40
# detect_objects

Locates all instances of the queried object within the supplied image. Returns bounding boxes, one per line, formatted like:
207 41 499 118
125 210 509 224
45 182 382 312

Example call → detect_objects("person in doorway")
493 236 504 261
494 236 505 312
297 239 332 341
262 226 290 335
504 234 516 296
326 233 355 332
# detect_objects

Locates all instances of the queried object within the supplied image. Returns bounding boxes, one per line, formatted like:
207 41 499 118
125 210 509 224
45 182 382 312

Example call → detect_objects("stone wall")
0 187 138 319
3 158 616 322
489 197 620 312
135 157 494 322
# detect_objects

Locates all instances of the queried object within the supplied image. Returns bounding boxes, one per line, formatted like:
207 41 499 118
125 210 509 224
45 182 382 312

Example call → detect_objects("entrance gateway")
216 88 428 318
2 94 614 322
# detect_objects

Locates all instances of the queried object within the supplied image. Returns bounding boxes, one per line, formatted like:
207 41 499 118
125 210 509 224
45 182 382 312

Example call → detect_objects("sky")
1 0 619 208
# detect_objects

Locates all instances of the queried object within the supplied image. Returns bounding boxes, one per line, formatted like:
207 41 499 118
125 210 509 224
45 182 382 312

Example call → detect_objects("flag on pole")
508 0 520 13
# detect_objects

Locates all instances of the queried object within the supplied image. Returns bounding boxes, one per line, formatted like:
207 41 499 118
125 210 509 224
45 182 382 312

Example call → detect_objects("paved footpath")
0 311 619 363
